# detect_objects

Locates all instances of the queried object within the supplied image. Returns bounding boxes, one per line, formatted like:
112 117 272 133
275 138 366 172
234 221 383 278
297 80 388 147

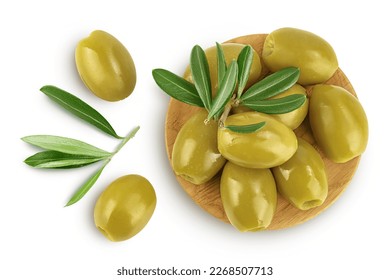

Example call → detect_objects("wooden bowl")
165 33 360 230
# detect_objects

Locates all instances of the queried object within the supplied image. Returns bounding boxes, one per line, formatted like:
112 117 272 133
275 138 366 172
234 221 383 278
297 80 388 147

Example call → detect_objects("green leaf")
242 94 307 114
21 135 111 157
40 85 123 139
216 42 227 89
152 69 204 107
240 67 300 102
225 121 266 134
207 60 238 120
24 151 105 169
237 45 253 98
65 164 106 206
190 45 212 111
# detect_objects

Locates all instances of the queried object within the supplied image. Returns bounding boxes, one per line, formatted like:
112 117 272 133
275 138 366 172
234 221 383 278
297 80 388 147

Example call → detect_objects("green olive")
309 85 368 163
272 138 328 210
218 112 297 169
183 43 262 95
75 30 136 101
221 161 277 231
94 175 156 242
262 27 338 85
172 110 226 184
269 84 309 129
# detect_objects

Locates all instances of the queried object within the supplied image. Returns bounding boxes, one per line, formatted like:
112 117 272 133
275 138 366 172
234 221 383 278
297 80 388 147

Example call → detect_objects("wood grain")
165 33 360 230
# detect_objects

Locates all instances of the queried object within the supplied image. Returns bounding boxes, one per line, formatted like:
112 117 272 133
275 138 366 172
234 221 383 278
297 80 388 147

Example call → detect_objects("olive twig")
110 126 140 157
218 95 235 128
65 125 140 206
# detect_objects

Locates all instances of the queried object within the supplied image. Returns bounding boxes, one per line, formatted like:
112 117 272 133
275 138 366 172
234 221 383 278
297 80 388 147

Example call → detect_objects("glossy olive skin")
268 84 309 129
309 85 368 163
262 27 338 85
218 112 297 169
94 175 156 242
221 161 277 231
183 43 262 95
75 30 136 101
172 110 226 184
272 138 328 210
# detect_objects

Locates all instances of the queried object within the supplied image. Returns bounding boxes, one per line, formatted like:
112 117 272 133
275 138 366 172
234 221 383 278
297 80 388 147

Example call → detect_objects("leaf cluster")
152 43 306 133
22 86 139 206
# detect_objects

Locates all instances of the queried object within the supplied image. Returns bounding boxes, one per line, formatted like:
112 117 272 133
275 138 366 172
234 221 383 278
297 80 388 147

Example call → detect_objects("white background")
1 0 389 279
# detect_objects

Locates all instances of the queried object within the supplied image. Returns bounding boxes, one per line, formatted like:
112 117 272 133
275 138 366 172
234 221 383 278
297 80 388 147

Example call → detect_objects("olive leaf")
190 45 212 111
23 80 141 206
24 151 106 169
225 121 266 134
216 42 227 88
22 135 111 158
239 67 300 102
207 60 238 120
40 85 123 139
152 69 204 107
242 94 307 114
236 45 253 98
65 164 106 207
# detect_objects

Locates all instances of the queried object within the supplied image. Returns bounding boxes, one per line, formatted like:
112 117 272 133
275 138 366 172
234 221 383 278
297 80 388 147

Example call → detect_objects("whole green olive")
269 84 309 130
94 175 156 242
172 110 226 184
272 138 328 210
75 30 136 101
262 27 338 85
221 161 277 231
309 84 368 163
183 43 262 95
218 112 297 169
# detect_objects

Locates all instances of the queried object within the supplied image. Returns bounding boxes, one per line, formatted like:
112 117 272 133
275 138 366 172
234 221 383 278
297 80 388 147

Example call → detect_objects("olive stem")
64 126 140 207
218 95 236 128
110 126 140 157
